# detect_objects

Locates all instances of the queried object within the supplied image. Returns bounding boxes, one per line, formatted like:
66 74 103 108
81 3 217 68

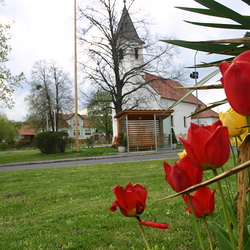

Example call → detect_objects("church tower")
116 3 145 75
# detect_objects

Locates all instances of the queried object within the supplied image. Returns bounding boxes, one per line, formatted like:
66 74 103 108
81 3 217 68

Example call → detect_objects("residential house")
19 125 40 145
57 113 97 141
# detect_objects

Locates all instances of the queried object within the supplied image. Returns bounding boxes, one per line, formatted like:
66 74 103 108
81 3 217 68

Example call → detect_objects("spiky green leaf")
195 0 250 27
185 20 247 29
161 39 246 55
175 7 224 17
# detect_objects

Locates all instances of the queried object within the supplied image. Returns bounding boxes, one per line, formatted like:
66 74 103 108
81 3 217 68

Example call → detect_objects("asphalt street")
0 151 179 172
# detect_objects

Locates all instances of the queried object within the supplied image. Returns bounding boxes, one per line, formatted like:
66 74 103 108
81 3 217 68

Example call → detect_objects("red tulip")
180 120 230 171
182 186 216 218
110 182 147 217
163 155 203 192
220 50 250 116
110 182 169 229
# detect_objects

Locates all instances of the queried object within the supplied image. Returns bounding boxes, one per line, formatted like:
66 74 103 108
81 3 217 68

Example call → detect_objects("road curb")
0 149 182 167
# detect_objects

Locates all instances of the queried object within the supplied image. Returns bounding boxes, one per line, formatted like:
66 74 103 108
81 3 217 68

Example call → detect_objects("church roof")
117 6 144 44
145 73 218 118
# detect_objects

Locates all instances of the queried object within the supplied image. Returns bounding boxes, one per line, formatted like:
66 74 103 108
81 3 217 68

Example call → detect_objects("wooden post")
237 134 250 250
74 0 79 152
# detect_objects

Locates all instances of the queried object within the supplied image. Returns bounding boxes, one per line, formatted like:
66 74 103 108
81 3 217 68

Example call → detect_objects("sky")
1 0 249 121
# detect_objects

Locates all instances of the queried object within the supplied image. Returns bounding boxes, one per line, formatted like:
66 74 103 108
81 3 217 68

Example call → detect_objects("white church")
112 4 218 151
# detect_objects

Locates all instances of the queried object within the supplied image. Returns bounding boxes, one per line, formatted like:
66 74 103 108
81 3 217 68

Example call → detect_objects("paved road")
0 151 179 172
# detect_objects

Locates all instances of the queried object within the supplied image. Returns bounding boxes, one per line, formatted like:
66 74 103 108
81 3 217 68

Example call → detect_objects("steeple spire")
117 5 144 44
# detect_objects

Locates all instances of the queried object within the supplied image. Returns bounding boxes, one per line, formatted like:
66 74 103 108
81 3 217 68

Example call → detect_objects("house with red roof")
57 113 98 141
19 125 40 145
145 73 219 134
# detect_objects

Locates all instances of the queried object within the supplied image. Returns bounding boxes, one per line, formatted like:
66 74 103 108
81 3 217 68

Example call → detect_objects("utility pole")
74 0 79 151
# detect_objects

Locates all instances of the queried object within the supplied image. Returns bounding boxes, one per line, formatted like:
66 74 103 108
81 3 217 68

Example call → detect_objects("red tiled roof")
145 73 218 118
58 113 89 127
19 125 40 136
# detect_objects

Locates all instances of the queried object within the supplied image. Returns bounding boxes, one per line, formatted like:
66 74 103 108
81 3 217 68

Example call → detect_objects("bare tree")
78 0 184 115
25 60 74 131
0 1 25 108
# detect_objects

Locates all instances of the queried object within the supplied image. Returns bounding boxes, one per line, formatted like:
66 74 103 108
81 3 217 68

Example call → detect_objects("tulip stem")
212 169 237 250
136 216 151 250
186 194 205 250
202 217 213 250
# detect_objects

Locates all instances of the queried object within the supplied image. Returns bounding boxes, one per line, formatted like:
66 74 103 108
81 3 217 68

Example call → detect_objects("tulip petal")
223 62 250 116
138 221 169 229
113 185 137 214
182 194 204 217
180 137 202 170
220 61 230 76
232 50 250 63
110 200 119 212
186 123 210 166
163 161 175 189
205 126 230 169
133 184 147 207
179 155 203 185
182 187 216 217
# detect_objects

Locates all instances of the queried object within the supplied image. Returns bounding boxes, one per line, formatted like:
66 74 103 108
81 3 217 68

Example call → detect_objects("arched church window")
135 48 139 59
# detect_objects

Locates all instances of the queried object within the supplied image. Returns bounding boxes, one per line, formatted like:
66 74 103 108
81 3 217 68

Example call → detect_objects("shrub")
0 142 8 151
35 131 69 154
85 136 95 148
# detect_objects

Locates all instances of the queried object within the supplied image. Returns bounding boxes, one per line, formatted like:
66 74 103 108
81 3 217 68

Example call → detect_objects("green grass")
0 157 236 249
0 147 118 164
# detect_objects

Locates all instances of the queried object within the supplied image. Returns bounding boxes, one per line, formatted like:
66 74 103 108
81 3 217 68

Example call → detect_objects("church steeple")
117 5 144 44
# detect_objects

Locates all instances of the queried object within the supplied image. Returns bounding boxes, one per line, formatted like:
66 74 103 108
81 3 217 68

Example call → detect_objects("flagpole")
74 0 79 152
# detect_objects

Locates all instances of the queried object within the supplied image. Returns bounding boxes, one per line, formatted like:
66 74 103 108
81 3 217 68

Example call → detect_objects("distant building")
19 125 40 145
57 113 101 141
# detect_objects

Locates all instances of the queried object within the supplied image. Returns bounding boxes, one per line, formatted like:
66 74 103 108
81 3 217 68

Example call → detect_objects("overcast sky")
1 0 248 121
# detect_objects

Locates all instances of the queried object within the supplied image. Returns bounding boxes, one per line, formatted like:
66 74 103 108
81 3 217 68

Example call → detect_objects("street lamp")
190 50 199 125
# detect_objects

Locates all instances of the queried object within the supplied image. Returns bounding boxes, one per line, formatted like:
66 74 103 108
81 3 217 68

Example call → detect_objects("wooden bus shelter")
114 110 174 151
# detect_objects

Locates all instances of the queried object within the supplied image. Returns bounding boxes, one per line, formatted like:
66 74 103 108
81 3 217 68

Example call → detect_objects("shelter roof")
115 109 173 120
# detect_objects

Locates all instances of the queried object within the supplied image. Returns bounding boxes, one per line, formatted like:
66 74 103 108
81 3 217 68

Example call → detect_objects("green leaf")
225 200 237 230
165 69 220 112
241 0 250 7
187 99 227 118
175 7 224 17
189 57 235 68
194 0 250 28
185 21 247 29
244 216 250 249
161 39 243 56
208 221 234 250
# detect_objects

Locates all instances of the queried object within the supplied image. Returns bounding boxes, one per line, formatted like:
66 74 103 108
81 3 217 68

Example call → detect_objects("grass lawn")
0 156 236 249
0 147 118 164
